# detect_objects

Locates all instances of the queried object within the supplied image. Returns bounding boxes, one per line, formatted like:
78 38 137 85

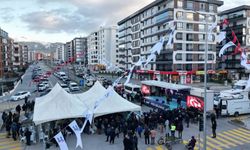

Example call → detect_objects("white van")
58 72 66 80
221 95 250 116
124 83 141 95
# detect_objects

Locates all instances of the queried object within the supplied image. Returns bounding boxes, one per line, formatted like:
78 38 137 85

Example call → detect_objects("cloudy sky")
0 0 248 43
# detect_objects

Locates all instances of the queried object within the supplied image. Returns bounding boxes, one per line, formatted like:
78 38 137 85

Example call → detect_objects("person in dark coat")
212 121 217 138
24 128 32 145
16 105 21 114
123 135 130 150
11 122 18 141
132 134 138 150
177 122 183 139
109 127 116 144
144 127 150 145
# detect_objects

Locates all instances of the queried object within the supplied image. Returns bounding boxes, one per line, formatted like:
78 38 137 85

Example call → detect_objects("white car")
42 81 50 88
69 82 80 92
11 91 31 101
38 83 47 92
60 83 70 93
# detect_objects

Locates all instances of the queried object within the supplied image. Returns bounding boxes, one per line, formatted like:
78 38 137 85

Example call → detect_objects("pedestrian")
1 111 7 130
132 134 138 150
136 125 143 138
24 128 32 145
115 127 120 138
109 127 116 144
187 136 196 150
170 123 176 139
21 78 23 84
212 121 217 138
165 119 169 138
15 105 21 114
185 113 190 128
123 134 130 150
105 125 111 142
144 127 150 145
11 122 18 141
150 128 157 145
177 122 183 139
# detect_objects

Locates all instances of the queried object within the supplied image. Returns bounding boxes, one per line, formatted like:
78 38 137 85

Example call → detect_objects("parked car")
69 82 80 92
10 91 31 101
37 83 47 92
60 83 70 93
39 88 52 97
42 81 50 88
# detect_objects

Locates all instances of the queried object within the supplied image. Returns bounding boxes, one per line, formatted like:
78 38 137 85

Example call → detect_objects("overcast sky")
0 0 249 43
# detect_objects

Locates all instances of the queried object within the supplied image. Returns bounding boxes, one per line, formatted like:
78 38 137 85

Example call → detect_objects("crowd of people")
1 98 35 146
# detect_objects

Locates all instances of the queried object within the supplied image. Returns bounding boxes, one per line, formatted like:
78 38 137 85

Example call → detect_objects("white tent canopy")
33 83 87 125
33 81 141 125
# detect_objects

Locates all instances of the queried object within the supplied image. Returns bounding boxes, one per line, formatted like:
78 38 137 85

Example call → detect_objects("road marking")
223 131 249 142
207 136 231 148
227 130 250 140
237 128 250 134
146 147 153 150
155 145 164 150
232 129 250 137
0 143 21 150
217 133 244 145
200 138 223 150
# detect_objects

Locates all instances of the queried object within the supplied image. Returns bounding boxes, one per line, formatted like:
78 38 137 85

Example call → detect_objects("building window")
186 64 192 71
198 44 205 51
177 0 183 8
248 37 250 44
198 54 204 61
200 3 206 11
186 34 194 41
186 54 192 61
199 14 205 21
176 54 182 60
186 13 193 21
186 44 193 51
176 33 183 40
208 54 214 61
176 11 184 19
176 64 182 70
208 44 213 51
177 22 183 30
187 1 193 10
198 34 205 41
199 24 205 31
176 43 182 50
155 12 169 23
207 15 216 22
209 4 214 12
186 23 193 31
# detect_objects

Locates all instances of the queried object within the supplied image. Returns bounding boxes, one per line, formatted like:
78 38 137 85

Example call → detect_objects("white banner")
219 41 236 57
144 53 156 66
124 65 135 85
54 132 69 150
216 32 226 43
149 37 165 55
246 75 250 90
69 120 83 149
167 30 174 46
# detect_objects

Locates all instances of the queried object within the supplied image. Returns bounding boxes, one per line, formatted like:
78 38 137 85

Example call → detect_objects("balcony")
13 62 21 66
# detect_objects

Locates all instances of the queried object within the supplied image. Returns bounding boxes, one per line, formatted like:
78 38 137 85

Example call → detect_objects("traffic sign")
79 79 84 86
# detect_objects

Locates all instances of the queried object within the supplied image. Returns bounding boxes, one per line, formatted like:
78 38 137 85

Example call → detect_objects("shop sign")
154 71 160 74
196 71 205 75
178 71 187 75
207 70 216 74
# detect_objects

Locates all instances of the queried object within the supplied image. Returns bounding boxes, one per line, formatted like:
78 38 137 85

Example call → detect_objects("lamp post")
203 15 209 150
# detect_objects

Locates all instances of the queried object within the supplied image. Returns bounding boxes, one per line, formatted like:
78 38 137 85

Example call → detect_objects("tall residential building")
118 0 223 83
72 37 88 66
54 44 64 61
22 45 28 66
218 5 250 80
0 28 9 78
64 42 72 62
28 50 35 63
87 26 118 70
13 43 23 71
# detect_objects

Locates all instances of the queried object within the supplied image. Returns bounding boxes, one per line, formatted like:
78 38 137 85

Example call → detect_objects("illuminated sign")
187 95 204 110
141 85 150 95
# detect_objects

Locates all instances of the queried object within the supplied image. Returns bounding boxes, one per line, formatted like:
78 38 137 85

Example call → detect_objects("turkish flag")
187 96 204 110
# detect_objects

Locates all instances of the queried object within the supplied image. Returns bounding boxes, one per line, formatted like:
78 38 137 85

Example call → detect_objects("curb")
228 120 250 130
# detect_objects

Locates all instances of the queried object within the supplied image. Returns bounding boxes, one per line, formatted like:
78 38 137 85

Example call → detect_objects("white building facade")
87 26 118 70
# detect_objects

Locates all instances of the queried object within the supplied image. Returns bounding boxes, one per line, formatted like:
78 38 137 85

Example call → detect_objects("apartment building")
72 37 88 66
22 45 28 66
87 26 118 71
54 44 65 62
0 28 9 78
13 43 23 71
118 0 223 83
64 42 72 62
218 5 250 80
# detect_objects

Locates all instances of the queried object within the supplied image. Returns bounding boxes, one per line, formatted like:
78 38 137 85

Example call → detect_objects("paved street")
0 63 250 150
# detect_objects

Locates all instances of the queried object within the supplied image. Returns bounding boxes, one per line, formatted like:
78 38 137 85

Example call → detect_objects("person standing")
136 125 143 138
150 128 157 145
165 119 170 138
185 113 190 128
212 121 217 138
144 127 150 145
109 127 116 144
132 134 138 150
177 122 183 139
11 122 17 141
24 128 32 145
170 123 176 139
123 135 130 150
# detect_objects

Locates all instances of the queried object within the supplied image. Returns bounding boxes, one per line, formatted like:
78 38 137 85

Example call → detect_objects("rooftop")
219 5 250 16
